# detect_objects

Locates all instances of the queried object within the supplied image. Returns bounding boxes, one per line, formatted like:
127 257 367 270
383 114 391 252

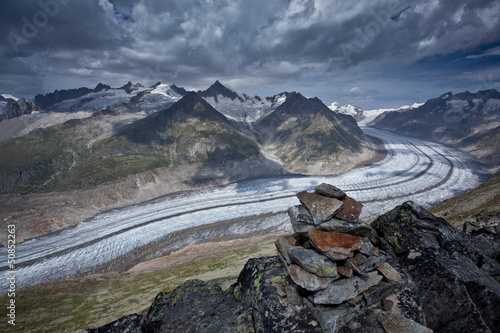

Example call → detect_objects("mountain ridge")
369 89 500 173
255 92 372 174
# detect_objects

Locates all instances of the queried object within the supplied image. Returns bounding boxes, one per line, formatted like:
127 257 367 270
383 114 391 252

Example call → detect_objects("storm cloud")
1 0 499 108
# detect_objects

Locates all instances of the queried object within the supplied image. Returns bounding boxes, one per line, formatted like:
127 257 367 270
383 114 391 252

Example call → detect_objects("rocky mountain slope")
369 89 500 173
0 93 18 114
0 80 377 190
0 92 283 194
0 81 378 245
198 80 292 122
87 184 500 333
0 97 35 122
256 92 373 174
430 174 500 231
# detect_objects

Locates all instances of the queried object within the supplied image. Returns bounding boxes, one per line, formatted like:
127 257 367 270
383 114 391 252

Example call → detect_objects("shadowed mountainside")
369 89 500 174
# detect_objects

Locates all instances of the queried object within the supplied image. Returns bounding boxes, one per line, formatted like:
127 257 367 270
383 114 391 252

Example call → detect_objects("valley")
0 126 483 290
0 82 496 333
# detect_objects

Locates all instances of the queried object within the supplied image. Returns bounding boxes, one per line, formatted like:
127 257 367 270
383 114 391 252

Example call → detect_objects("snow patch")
203 92 288 122
328 102 362 117
1 93 19 101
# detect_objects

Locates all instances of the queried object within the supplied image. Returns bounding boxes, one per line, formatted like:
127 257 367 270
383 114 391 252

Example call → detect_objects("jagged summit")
120 81 144 94
0 94 19 116
198 80 244 103
117 92 231 145
94 83 111 92
258 92 357 128
197 80 290 122
164 91 230 124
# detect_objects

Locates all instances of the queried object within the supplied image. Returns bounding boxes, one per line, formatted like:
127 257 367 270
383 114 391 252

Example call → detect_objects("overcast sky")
1 0 499 109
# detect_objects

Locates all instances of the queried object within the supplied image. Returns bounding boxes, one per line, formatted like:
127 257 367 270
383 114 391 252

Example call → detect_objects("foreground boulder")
88 186 500 333
367 201 500 333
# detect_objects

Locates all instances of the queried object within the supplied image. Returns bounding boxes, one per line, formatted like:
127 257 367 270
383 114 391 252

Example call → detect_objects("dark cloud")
0 0 499 108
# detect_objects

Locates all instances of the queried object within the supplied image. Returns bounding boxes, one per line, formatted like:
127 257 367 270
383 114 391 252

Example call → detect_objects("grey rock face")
289 264 331 292
232 256 324 333
314 183 346 199
359 254 386 272
297 191 344 223
308 303 363 333
87 314 146 333
370 201 500 333
311 271 383 305
288 246 339 278
318 218 372 236
377 314 434 333
146 279 254 333
288 206 317 236
275 237 292 264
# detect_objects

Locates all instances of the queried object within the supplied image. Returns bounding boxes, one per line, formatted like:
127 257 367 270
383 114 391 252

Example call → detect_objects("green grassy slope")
0 93 260 194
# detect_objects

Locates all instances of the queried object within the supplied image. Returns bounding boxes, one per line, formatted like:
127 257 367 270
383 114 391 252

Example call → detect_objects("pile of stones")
275 183 415 332
89 183 499 332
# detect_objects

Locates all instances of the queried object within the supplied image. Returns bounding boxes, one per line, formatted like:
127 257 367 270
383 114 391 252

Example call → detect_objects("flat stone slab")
311 271 383 305
318 218 372 237
314 183 346 199
377 262 402 282
289 264 331 292
288 246 339 278
308 303 363 333
334 196 363 223
308 230 364 256
288 205 315 225
359 255 386 272
377 314 433 333
337 266 353 278
346 259 368 277
288 206 317 235
275 237 293 265
363 282 396 306
296 191 343 223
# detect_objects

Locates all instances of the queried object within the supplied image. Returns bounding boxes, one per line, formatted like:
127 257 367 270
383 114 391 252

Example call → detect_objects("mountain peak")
328 102 363 118
166 92 229 124
94 83 111 92
198 80 244 102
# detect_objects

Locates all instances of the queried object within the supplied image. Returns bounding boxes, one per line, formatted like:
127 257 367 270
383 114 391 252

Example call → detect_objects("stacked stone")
275 183 403 332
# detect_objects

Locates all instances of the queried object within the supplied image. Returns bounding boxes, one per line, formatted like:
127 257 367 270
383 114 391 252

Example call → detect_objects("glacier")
0 127 484 288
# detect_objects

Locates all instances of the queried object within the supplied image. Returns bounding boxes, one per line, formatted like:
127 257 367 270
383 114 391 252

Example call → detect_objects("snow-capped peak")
358 101 426 125
328 102 362 117
1 94 19 101
150 83 182 99
198 81 290 122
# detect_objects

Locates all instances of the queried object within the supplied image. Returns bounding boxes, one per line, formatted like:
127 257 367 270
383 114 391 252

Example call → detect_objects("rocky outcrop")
88 185 500 333
34 83 110 110
0 98 35 121
368 201 500 332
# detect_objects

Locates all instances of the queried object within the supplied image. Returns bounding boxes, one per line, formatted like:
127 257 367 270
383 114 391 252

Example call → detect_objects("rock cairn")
275 183 413 333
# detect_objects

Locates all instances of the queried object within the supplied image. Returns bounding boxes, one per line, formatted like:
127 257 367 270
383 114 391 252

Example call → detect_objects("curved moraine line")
0 127 483 288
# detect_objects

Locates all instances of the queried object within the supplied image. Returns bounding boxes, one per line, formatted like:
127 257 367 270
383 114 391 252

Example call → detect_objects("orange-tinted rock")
334 196 363 223
337 266 354 278
307 230 364 256
296 191 343 223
